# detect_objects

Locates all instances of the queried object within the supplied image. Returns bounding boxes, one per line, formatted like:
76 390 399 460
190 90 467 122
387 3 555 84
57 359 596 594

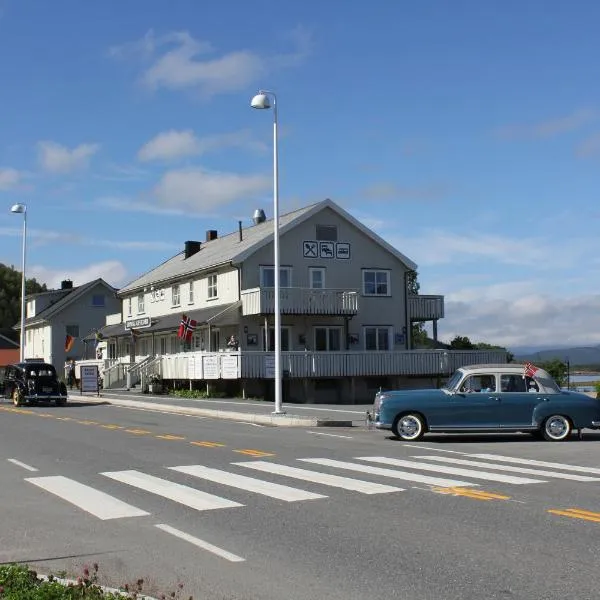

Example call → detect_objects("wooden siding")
409 295 444 321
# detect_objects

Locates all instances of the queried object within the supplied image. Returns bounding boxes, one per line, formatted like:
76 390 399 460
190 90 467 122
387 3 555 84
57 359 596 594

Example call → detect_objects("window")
262 327 291 351
364 326 391 351
500 374 538 393
260 266 292 288
127 298 132 317
460 374 497 393
314 327 342 351
172 284 180 306
309 267 325 289
207 274 218 299
188 282 194 304
92 294 105 307
66 325 79 338
316 225 338 241
363 270 390 296
137 294 145 314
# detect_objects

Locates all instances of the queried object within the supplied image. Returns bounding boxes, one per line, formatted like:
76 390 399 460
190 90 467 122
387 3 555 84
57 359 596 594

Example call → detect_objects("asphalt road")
1 399 600 600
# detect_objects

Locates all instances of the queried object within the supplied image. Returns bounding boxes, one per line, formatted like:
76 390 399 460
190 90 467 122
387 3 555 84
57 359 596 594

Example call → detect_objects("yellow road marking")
55 417 73 421
125 428 151 435
548 508 600 523
156 434 186 441
233 449 275 458
36 413 54 418
77 420 98 425
100 424 123 430
190 441 225 448
432 486 511 501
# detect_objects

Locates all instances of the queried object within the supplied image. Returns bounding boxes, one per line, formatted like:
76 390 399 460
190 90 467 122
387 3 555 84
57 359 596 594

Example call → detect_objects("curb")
69 395 353 428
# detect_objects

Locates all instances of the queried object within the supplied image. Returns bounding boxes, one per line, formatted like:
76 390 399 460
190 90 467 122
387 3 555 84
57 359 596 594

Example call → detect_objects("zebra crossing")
22 451 600 521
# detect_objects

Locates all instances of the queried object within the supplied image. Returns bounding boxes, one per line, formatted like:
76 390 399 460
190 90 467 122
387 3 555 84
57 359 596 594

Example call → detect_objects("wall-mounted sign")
125 317 151 330
149 289 166 303
303 240 351 260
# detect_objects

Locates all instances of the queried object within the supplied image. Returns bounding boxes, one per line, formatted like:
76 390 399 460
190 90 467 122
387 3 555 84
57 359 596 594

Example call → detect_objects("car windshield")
442 369 464 392
28 367 56 377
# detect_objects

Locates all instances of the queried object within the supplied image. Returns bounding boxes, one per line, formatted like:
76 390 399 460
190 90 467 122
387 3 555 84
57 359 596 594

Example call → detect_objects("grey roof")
16 279 118 329
118 198 418 296
94 302 241 339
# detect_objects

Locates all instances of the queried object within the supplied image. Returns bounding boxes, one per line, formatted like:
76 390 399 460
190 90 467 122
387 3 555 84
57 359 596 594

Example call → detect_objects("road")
1 399 600 600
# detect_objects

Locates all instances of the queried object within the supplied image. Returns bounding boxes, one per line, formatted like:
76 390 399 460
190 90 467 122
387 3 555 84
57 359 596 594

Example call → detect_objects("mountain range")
512 345 600 366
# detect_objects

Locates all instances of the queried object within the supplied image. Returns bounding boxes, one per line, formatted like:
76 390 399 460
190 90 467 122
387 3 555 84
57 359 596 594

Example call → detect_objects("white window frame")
137 293 145 314
309 267 326 289
362 269 391 296
314 326 342 351
363 326 392 351
188 281 194 304
127 297 132 317
172 284 181 307
260 266 292 288
207 273 218 299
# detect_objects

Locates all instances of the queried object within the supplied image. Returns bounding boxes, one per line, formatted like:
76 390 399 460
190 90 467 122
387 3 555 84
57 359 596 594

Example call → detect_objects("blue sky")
1 0 599 350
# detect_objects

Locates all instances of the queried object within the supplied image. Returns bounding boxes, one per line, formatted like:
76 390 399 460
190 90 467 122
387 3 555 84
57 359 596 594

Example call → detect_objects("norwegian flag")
177 314 197 343
524 362 539 378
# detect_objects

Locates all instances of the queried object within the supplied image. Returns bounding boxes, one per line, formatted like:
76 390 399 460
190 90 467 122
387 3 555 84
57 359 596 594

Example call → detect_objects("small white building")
16 278 120 373
85 199 506 402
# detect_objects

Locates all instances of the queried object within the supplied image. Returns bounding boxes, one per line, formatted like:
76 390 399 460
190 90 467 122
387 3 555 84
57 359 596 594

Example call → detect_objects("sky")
1 0 599 352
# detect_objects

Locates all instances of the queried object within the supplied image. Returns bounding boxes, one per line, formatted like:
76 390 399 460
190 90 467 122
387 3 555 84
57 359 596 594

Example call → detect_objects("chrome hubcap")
400 417 421 438
547 417 567 438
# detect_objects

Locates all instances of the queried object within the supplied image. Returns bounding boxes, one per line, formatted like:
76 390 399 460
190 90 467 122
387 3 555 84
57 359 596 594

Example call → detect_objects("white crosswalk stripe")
234 461 405 494
411 455 600 481
354 457 546 485
26 475 150 520
298 458 479 488
101 470 242 512
169 465 326 502
469 453 600 475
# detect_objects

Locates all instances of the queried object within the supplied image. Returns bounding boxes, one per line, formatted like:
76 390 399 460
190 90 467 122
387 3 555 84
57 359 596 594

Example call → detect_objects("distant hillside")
515 345 600 367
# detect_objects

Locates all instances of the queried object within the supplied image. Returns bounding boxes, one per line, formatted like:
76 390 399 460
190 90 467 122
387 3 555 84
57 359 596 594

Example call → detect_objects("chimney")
252 209 266 225
206 229 218 242
184 240 201 259
61 279 73 290
238 221 243 242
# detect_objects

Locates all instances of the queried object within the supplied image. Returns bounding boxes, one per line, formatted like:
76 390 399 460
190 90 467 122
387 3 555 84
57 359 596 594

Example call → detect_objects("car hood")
384 388 449 400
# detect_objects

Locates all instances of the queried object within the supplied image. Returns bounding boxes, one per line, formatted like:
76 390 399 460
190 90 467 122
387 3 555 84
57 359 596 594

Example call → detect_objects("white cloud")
37 141 100 174
494 108 598 140
110 27 312 97
0 167 22 190
137 129 266 162
28 260 129 289
154 167 271 210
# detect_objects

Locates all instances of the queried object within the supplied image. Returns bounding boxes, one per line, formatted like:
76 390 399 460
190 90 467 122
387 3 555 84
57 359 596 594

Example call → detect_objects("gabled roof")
0 333 19 349
16 279 118 329
118 199 417 295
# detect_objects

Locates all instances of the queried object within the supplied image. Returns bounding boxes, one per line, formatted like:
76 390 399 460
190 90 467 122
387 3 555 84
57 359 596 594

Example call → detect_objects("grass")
0 563 191 600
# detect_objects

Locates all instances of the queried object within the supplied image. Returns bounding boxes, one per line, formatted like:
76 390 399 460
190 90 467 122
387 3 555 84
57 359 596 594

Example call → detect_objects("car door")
434 373 502 428
497 374 540 428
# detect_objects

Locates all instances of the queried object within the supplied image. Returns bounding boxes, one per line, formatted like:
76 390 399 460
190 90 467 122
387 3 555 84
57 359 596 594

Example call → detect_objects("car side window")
460 374 497 393
525 377 539 393
500 375 527 393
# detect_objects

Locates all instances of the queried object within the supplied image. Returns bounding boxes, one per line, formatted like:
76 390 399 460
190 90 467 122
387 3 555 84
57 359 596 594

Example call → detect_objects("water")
565 374 599 392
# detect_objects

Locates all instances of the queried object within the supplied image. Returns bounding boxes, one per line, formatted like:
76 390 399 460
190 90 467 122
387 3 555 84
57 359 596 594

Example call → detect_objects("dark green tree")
474 342 515 363
0 263 47 330
449 335 475 349
538 359 568 387
407 270 429 347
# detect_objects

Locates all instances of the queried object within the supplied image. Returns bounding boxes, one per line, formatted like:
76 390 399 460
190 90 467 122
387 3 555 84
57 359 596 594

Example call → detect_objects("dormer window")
316 225 337 241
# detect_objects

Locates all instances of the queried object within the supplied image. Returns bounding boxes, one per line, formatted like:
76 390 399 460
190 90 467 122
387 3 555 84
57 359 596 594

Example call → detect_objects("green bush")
172 389 227 399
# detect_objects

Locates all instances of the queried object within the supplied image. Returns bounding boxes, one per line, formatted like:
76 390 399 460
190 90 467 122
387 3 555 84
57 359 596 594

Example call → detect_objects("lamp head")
251 93 271 110
10 203 26 214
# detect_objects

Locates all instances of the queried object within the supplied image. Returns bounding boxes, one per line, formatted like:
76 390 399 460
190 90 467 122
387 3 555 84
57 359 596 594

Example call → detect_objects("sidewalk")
69 389 372 428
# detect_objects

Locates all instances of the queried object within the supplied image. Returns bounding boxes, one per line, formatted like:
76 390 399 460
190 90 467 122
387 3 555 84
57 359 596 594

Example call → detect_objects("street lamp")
10 203 27 362
251 90 285 415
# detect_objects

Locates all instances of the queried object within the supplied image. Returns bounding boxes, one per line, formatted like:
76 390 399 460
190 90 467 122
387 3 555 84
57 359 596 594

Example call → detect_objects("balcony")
409 294 444 321
153 349 508 380
241 287 359 316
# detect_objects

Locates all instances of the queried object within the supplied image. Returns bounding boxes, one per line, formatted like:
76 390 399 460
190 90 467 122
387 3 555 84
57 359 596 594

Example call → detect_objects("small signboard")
80 364 99 395
319 241 335 258
303 241 318 258
203 355 219 379
264 354 275 378
188 355 203 379
221 354 240 379
125 317 151 329
336 242 351 259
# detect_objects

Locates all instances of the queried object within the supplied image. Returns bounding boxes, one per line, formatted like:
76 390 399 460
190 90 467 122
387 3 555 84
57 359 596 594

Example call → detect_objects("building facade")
82 199 506 402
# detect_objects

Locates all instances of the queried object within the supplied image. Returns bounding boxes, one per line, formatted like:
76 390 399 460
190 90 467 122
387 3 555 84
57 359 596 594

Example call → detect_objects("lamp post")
251 90 284 415
10 203 27 362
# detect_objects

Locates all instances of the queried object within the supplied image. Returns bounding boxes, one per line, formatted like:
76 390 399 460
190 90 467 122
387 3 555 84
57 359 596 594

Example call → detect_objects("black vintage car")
1 362 68 406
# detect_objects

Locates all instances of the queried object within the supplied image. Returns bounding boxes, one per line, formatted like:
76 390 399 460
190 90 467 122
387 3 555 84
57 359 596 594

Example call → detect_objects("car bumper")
591 421 600 428
23 394 67 401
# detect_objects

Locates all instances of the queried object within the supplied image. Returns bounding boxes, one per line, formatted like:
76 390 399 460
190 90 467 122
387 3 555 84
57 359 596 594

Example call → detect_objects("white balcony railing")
409 294 444 321
140 349 507 380
241 287 359 316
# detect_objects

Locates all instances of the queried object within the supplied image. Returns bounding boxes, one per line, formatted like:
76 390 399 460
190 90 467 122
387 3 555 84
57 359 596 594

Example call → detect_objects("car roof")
12 362 55 370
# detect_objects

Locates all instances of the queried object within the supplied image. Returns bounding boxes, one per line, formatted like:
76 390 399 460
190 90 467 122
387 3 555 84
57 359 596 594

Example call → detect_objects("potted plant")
148 373 163 394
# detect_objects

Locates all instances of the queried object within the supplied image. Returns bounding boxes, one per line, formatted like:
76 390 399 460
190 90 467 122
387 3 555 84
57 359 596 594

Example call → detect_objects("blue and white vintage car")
373 364 600 442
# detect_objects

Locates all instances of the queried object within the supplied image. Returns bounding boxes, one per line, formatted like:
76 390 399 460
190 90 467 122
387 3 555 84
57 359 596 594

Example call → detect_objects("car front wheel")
392 413 426 441
12 389 23 407
542 415 572 441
